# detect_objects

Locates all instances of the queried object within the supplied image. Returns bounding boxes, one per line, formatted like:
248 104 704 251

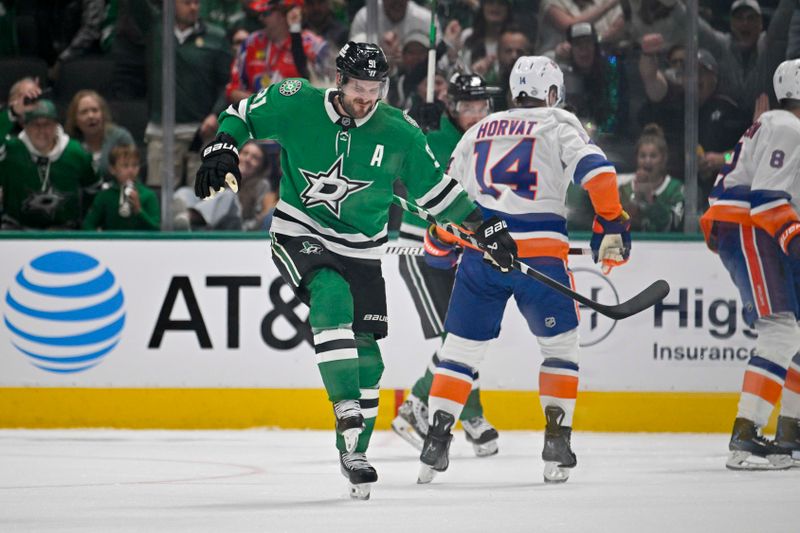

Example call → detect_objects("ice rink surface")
0 429 796 533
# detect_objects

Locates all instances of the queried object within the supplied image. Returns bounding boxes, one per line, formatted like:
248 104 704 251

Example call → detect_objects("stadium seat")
55 56 115 105
0 56 49 104
108 99 149 146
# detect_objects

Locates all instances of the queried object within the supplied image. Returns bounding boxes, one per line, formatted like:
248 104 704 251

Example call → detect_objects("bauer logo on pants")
3 251 126 374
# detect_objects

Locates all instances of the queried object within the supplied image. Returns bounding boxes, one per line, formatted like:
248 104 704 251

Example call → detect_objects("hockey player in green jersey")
194 42 518 499
393 73 504 457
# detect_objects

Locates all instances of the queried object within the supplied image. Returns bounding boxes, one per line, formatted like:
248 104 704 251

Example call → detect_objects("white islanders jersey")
448 106 619 258
706 109 800 236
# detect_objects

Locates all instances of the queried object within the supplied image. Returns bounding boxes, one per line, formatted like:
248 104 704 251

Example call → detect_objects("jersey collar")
19 125 69 161
324 88 379 129
653 175 672 197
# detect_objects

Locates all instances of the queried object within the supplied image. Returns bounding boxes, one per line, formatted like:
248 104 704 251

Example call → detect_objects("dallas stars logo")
298 156 371 217
279 79 302 96
299 241 323 255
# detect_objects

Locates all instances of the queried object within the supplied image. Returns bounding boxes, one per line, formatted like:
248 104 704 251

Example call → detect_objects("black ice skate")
339 450 378 500
726 417 793 470
417 410 455 484
334 399 364 453
391 394 429 450
542 405 577 484
462 416 499 457
775 415 800 466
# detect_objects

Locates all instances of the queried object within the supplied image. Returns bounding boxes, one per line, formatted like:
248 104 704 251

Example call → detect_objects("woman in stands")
65 90 135 181
618 123 685 232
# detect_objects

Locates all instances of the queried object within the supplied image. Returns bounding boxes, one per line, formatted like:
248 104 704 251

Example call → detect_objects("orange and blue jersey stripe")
573 154 622 220
785 355 800 396
702 185 800 242
539 358 579 400
741 355 787 405
477 206 571 260
750 189 800 237
739 225 773 317
430 360 474 409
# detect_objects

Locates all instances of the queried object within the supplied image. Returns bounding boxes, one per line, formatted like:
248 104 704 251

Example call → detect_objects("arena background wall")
0 234 779 433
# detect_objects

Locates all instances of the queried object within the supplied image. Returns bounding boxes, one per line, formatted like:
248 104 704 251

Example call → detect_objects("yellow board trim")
0 388 780 433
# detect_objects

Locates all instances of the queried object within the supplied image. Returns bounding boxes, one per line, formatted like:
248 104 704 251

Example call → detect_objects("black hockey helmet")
336 42 390 83
447 73 503 102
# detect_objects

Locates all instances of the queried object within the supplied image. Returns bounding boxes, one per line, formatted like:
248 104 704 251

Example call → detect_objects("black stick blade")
599 279 671 320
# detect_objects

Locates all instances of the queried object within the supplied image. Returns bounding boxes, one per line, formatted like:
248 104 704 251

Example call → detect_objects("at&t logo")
3 251 125 373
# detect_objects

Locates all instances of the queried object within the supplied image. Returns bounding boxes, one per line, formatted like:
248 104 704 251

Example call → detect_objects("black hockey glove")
195 133 242 199
415 102 444 133
473 216 518 273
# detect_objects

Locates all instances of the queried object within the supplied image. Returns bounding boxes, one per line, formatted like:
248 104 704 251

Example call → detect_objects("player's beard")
338 92 376 119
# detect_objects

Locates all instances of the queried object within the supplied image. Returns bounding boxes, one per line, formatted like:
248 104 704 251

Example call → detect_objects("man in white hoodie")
0 97 99 229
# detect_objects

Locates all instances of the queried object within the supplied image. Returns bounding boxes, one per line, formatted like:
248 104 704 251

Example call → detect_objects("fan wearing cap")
639 46 750 204
699 58 800 470
699 0 794 116
552 22 627 136
415 56 630 485
226 0 329 103
696 49 750 200
0 98 99 229
194 42 516 499
386 29 435 109
393 74 504 459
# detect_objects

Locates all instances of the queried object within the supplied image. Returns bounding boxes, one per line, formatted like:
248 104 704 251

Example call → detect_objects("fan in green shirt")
83 144 160 231
618 124 685 232
0 98 99 230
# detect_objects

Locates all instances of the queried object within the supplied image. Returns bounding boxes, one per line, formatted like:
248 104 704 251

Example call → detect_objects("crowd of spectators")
1 0 798 233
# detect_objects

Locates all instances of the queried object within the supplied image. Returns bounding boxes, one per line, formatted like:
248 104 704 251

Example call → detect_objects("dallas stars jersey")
400 113 463 242
218 79 476 259
0 109 98 229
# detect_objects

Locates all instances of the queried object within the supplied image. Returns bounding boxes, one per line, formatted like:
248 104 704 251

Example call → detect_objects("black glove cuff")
202 133 239 160
462 207 484 232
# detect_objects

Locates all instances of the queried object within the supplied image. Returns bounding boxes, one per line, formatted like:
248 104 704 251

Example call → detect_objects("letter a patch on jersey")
299 156 372 217
370 144 384 167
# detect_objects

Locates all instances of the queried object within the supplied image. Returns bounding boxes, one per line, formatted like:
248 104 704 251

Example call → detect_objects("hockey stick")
385 245 592 256
205 173 239 199
392 195 670 320
425 0 438 103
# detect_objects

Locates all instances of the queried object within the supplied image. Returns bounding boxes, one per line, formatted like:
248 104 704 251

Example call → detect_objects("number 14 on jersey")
474 138 538 200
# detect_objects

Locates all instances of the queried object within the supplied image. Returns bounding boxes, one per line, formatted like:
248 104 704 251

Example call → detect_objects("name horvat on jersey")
476 119 537 140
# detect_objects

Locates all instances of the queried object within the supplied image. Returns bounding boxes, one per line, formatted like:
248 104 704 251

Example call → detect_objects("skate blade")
725 450 794 471
342 428 362 453
543 461 571 483
348 482 371 500
417 464 437 484
472 440 499 457
391 417 424 451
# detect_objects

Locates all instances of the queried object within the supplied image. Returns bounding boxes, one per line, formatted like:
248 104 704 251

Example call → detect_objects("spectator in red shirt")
226 0 330 103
